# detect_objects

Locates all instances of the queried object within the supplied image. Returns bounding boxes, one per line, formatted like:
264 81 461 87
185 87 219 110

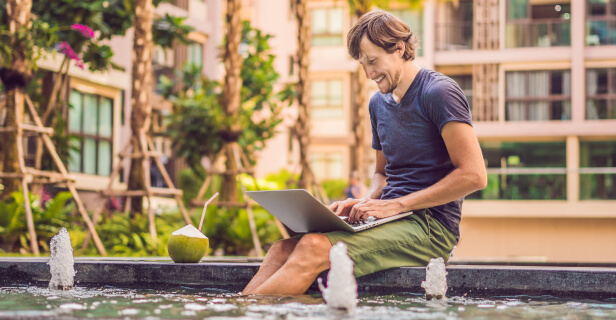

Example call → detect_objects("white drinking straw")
198 192 219 232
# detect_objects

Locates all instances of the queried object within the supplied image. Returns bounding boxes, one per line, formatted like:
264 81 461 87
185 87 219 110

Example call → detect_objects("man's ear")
397 41 405 57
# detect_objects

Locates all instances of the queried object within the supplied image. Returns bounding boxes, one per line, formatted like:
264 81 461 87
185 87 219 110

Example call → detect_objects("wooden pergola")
0 95 107 256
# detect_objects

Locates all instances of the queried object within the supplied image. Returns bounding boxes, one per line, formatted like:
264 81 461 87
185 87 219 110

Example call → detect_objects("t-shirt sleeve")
369 97 382 150
422 79 473 133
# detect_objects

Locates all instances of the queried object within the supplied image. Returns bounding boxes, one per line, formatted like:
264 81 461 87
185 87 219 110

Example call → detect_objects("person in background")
345 171 367 199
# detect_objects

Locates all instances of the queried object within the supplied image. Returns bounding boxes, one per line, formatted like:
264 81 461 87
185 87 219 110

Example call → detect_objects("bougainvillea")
70 24 95 38
57 41 84 69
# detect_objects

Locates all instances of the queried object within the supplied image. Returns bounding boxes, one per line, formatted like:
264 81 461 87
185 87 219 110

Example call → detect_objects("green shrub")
0 191 75 254
321 179 349 202
76 209 187 257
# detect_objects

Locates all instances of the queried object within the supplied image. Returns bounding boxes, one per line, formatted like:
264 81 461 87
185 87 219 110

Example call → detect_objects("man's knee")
270 238 298 255
288 234 332 272
265 238 299 264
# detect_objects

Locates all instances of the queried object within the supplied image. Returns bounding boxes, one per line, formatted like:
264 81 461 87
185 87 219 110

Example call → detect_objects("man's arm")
348 121 487 222
329 150 387 216
363 150 387 200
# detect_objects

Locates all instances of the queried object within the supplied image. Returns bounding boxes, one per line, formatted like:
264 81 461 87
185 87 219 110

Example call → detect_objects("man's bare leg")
242 238 299 294
248 233 332 295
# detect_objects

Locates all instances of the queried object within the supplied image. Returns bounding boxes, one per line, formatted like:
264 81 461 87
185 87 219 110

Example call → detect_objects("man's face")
358 37 405 95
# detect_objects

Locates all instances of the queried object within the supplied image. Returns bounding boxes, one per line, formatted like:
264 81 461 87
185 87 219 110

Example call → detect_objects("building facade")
251 0 616 262
29 0 615 261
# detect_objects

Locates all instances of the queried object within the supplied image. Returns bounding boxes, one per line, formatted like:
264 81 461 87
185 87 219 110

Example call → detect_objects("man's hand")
329 198 362 217
347 198 406 223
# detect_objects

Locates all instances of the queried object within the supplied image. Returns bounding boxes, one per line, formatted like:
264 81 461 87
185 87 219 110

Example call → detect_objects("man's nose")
363 65 374 79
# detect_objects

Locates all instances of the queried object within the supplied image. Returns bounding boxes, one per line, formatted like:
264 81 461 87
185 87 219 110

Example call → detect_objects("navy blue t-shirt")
369 68 472 238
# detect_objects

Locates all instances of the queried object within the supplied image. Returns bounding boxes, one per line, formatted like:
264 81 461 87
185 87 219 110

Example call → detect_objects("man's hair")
347 9 419 61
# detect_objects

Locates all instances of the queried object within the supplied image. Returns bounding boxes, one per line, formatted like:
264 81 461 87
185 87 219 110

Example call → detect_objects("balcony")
586 18 616 45
506 19 571 48
436 21 473 51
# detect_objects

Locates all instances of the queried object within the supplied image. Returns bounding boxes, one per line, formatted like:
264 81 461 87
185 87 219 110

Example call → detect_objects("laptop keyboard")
341 216 376 227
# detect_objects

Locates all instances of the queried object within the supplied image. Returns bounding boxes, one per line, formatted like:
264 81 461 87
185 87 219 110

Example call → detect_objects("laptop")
245 189 414 233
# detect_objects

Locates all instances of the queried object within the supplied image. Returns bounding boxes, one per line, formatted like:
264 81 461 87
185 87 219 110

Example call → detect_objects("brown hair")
347 9 419 61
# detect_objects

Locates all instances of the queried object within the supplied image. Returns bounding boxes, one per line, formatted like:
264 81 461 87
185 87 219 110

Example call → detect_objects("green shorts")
325 209 457 277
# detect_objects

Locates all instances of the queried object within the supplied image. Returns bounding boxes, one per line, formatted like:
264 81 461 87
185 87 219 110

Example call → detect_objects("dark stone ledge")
1 258 615 299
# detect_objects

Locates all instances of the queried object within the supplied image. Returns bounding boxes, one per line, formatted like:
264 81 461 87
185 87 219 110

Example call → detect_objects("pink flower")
58 41 84 69
71 24 95 38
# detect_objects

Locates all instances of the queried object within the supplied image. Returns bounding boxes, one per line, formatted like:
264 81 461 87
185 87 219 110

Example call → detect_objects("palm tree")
294 0 315 191
219 0 243 202
349 1 371 184
0 0 32 199
127 0 155 213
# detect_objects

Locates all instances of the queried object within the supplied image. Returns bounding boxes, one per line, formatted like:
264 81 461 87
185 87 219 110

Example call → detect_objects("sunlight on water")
1 286 616 320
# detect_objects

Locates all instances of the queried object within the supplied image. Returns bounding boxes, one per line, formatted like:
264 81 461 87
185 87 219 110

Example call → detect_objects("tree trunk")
0 0 32 200
127 0 154 213
351 61 368 183
295 0 314 190
219 0 242 202
2 89 26 199
351 8 369 184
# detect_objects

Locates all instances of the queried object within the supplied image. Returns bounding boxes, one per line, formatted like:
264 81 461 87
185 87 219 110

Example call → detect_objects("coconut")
167 224 209 263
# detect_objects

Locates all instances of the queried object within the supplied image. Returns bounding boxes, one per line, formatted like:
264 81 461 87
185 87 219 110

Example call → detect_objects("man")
242 9 486 296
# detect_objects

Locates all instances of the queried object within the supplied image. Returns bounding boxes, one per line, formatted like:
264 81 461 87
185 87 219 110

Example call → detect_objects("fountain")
317 242 357 312
421 257 448 299
47 227 75 290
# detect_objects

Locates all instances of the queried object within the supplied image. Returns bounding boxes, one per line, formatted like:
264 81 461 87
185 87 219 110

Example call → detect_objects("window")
450 75 473 112
389 9 424 56
187 42 203 68
467 142 567 200
311 79 343 118
580 141 616 200
311 151 343 180
587 68 616 119
505 70 571 121
506 0 571 48
586 0 616 45
311 7 343 46
68 90 113 176
436 0 473 51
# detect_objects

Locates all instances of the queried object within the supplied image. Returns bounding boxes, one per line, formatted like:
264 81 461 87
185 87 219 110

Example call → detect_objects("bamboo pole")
13 98 39 256
21 178 39 256
146 136 191 224
25 95 107 256
146 194 157 242
81 141 131 250
232 143 262 257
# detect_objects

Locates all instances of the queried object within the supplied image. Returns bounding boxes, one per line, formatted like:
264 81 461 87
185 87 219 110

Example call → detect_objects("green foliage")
203 206 282 255
0 0 191 74
0 17 59 72
163 21 294 171
75 211 187 257
0 191 75 254
153 14 194 49
81 42 117 72
321 179 349 202
177 168 306 256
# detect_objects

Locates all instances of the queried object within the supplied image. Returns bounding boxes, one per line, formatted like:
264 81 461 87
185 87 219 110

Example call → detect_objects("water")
1 286 616 319
47 227 75 291
318 242 357 311
421 257 448 299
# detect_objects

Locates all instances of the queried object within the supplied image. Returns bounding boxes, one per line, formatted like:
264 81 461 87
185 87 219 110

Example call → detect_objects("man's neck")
392 61 421 103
